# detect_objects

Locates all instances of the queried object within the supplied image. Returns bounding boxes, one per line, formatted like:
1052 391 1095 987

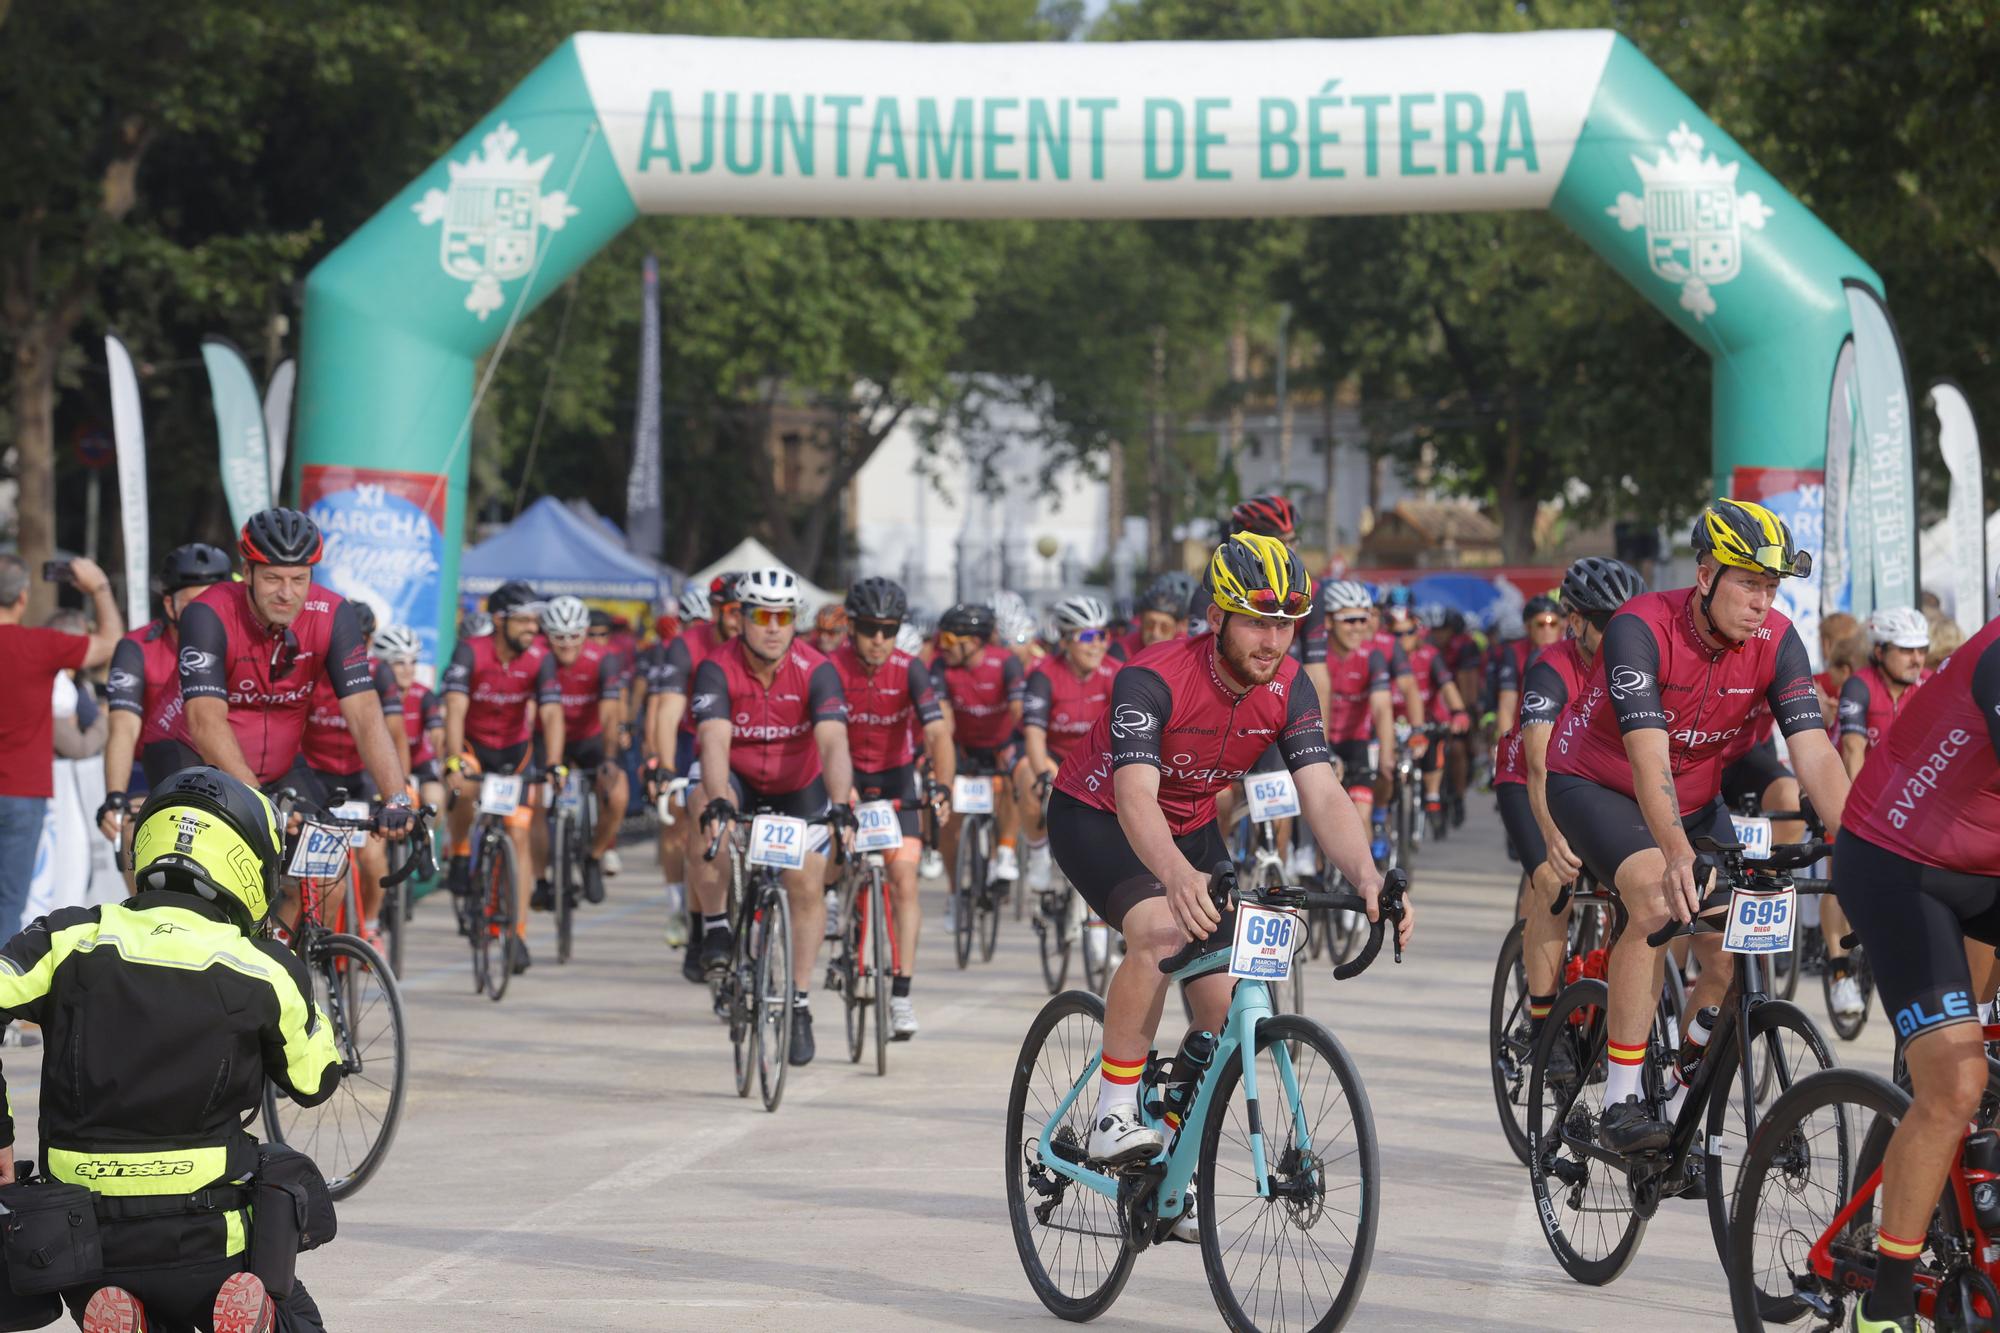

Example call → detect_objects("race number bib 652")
1243 771 1301 823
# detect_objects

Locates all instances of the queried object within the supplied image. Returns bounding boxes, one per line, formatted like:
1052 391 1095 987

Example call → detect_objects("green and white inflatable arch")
297 29 1900 665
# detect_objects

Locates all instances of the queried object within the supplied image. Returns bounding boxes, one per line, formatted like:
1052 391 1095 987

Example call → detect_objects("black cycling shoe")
1598 1096 1671 1156
680 948 706 985
699 928 734 978
511 940 532 975
530 879 554 913
583 858 606 905
1541 1031 1579 1086
788 1007 815 1066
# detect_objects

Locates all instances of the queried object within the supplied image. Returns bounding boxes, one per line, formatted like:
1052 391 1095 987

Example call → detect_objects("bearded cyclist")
1316 582 1401 863
1047 534 1403 1181
533 596 627 907
1547 499 1847 1156
827 576 952 1038
1515 558 1646 1059
177 508 410 824
1135 573 1197 649
690 567 856 1066
100 543 234 858
1018 595 1121 896
1830 599 2000 1333
441 580 561 973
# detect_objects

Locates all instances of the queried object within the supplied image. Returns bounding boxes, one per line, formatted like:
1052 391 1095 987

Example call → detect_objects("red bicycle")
1726 1023 2000 1329
829 793 937 1076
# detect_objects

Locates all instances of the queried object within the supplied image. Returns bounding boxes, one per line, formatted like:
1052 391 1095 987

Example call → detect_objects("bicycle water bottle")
1674 1006 1720 1086
1158 1030 1218 1132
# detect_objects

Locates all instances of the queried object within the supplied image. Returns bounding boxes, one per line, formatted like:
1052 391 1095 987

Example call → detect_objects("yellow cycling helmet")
1691 498 1812 579
1206 531 1315 620
131 767 283 931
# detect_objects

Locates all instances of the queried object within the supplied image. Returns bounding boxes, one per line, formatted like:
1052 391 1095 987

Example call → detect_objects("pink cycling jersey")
939 643 1024 751
1838 663 1933 748
1548 588 1822 815
1322 643 1394 743
442 634 558 751
1509 639 1593 787
690 638 848 795
1054 635 1329 837
550 642 620 741
1844 617 2000 870
106 621 186 748
301 657 401 775
1023 655 1122 763
830 643 942 773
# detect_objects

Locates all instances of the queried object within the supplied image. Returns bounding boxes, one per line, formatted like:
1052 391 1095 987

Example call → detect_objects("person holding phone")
0 554 122 934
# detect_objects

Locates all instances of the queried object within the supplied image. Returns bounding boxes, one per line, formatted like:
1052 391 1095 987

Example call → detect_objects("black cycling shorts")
1046 789 1235 944
1835 828 2000 1043
1546 774 1733 889
284 761 378 810
960 739 1023 776
1330 740 1377 791
534 732 609 773
411 758 443 786
469 739 531 776
139 740 204 790
855 763 924 839
1494 781 1546 871
1720 739 1791 811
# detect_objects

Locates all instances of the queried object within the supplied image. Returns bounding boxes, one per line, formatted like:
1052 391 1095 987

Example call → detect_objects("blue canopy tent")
460 496 676 604
1407 574 1507 629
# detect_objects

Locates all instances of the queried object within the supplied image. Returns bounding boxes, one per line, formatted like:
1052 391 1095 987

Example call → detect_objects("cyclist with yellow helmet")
1545 499 1849 1157
0 766 340 1333
1047 532 1407 1179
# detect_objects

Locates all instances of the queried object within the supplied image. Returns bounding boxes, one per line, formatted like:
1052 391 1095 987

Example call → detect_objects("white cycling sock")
701 913 729 934
1605 1039 1648 1106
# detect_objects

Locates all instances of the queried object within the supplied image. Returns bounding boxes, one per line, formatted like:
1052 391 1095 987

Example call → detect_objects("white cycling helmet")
372 624 421 662
1320 580 1374 614
678 583 711 622
1050 594 1110 633
737 566 800 610
1868 606 1931 650
541 595 591 637
894 623 927 655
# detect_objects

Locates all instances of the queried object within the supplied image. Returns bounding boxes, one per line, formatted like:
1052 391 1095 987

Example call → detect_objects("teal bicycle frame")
1033 946 1312 1223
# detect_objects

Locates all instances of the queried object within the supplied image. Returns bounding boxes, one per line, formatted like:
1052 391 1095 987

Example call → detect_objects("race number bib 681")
1729 815 1773 861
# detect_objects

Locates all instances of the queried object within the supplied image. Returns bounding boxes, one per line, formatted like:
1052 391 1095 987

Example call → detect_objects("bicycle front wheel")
1004 989 1135 1322
264 933 407 1200
482 833 517 1003
755 884 792 1112
1488 919 1534 1167
1198 1012 1378 1332
1037 889 1072 994
1701 998 1836 1266
869 864 891 1076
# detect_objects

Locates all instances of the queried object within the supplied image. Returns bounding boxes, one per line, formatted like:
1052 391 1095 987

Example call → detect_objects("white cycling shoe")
600 849 622 877
1285 844 1318 880
994 844 1020 882
1025 843 1052 892
920 849 945 880
1088 1103 1163 1166
890 996 919 1040
1829 975 1866 1019
1168 1196 1200 1243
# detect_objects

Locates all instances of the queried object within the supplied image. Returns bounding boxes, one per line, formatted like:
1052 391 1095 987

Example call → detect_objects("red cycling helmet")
1230 494 1297 539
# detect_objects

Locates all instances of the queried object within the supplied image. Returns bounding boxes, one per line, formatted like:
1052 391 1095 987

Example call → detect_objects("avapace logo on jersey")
736 720 810 743
108 668 139 693
1883 727 1977 829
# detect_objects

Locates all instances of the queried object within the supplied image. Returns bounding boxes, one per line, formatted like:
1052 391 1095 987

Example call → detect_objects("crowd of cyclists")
9 484 1995 1332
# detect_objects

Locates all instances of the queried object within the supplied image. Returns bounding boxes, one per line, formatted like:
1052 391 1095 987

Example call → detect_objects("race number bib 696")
1229 905 1301 981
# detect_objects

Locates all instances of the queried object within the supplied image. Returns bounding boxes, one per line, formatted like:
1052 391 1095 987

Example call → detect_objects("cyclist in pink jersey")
690 567 855 1066
177 512 406 815
1048 534 1401 1171
829 577 952 1038
1396 609 1472 825
1516 558 1645 1062
441 580 561 972
1318 581 1401 863
1828 609 2000 1332
372 624 445 826
1546 500 1847 1157
530 596 627 908
1018 595 1121 895
1839 606 1935 759
100 544 233 857
936 602 1026 891
649 576 742 965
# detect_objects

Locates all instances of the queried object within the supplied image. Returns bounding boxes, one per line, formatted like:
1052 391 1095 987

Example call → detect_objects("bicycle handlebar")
1644 840 1834 946
1157 863 1409 981
276 789 439 887
701 808 851 866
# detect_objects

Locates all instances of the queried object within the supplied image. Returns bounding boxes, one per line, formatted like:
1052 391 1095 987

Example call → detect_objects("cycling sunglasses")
1240 588 1314 618
1529 614 1563 629
586 627 612 642
746 607 796 628
1070 628 1109 645
269 627 301 680
548 631 586 647
852 618 901 640
1332 614 1371 627
1755 546 1811 578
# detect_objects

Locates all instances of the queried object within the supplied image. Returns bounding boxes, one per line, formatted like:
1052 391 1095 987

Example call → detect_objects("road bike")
1007 865 1407 1331
704 807 841 1112
950 761 1005 969
547 764 606 965
262 793 427 1199
452 765 531 1000
829 794 934 1075
1525 833 1836 1284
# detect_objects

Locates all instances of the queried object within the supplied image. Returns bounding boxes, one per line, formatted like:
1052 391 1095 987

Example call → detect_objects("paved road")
14 801 1894 1329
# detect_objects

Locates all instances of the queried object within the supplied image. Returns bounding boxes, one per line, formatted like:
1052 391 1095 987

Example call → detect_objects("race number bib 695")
1723 885 1796 954
749 814 809 869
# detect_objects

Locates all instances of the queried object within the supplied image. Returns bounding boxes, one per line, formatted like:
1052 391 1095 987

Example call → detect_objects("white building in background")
851 398 1113 618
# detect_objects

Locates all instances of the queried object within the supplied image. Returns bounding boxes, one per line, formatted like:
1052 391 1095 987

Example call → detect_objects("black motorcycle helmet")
845 577 909 623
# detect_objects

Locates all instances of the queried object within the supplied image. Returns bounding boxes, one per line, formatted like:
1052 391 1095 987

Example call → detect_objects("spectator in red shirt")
0 555 122 933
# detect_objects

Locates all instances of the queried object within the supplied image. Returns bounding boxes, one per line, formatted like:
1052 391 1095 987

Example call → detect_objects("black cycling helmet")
939 602 997 640
1140 571 1198 618
238 507 323 567
160 542 232 594
1524 594 1562 620
845 576 908 622
1560 557 1647 618
486 580 540 616
350 600 378 642
709 571 743 606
